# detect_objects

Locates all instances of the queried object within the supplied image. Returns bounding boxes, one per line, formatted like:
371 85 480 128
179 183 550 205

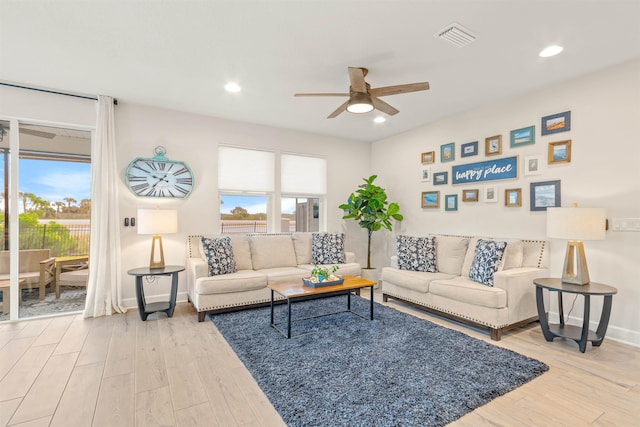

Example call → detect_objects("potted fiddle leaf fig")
339 175 403 278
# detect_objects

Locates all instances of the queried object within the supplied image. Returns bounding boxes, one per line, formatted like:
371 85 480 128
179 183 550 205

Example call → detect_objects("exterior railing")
9 223 90 257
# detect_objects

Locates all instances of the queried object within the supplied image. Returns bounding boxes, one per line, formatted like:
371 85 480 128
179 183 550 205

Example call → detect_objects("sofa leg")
490 328 502 341
382 294 389 302
198 311 205 322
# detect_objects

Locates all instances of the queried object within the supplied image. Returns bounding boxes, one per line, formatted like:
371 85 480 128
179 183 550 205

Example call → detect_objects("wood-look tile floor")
0 292 638 426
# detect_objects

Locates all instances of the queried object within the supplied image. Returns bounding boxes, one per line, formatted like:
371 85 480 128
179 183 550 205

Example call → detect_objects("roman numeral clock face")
126 159 194 198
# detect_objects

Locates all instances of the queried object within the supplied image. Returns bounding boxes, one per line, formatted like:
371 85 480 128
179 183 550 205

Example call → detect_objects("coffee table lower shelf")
268 275 375 339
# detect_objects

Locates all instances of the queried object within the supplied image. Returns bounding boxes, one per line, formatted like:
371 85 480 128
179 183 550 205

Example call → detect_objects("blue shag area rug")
209 295 548 427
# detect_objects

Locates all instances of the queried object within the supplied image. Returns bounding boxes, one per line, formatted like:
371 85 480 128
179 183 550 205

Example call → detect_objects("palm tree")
63 197 77 212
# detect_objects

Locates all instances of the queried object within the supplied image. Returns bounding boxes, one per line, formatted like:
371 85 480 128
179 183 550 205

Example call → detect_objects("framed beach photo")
548 140 571 164
433 171 448 185
505 188 522 207
510 125 535 148
462 189 479 202
524 155 543 176
421 167 432 182
530 180 561 211
421 151 435 164
541 111 571 135
461 141 478 158
421 191 440 209
441 143 455 162
445 194 458 211
484 186 498 203
485 135 502 156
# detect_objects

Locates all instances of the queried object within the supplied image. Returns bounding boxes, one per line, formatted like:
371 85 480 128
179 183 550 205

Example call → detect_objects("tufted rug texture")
209 294 548 427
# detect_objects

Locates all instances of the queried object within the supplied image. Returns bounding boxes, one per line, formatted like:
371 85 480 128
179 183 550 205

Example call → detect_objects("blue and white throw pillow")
396 235 437 272
311 233 346 264
469 239 507 286
201 236 237 276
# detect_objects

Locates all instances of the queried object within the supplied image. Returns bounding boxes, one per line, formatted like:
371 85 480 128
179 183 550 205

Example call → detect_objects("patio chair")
0 250 56 300
55 256 89 298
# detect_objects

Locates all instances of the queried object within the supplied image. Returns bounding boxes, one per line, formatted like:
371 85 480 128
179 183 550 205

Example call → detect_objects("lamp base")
149 235 166 269
561 241 590 285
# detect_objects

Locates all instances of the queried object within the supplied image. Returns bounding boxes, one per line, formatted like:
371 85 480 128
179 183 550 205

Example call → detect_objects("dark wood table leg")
287 299 292 339
135 276 148 321
166 272 179 317
270 289 274 327
578 295 591 353
536 286 553 342
593 295 613 347
370 285 374 320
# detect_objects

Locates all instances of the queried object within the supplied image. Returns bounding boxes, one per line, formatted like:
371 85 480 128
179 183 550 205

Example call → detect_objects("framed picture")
484 186 498 203
530 180 561 211
524 155 543 176
510 125 535 148
441 143 455 162
421 191 440 209
541 111 571 135
461 141 478 158
445 194 458 211
421 167 432 182
421 151 435 164
485 135 502 156
433 171 448 185
462 189 479 202
505 188 522 207
548 140 571 164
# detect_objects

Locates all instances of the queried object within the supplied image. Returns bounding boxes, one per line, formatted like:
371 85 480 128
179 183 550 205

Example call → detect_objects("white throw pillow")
250 235 297 269
499 241 524 270
433 236 469 275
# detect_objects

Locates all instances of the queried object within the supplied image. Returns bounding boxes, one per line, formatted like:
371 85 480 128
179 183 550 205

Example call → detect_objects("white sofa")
187 233 362 321
381 235 548 340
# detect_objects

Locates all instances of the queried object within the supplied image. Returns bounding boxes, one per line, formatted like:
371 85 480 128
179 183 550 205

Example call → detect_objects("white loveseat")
187 233 362 321
381 235 548 340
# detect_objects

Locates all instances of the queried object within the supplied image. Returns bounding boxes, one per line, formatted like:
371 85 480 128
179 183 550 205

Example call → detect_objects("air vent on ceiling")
434 23 477 48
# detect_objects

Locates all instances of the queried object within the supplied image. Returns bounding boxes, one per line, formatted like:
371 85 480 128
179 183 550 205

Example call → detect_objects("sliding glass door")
0 120 91 322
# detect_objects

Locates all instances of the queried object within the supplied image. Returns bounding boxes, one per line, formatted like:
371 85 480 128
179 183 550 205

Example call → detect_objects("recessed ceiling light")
539 45 563 58
224 82 241 93
373 116 386 124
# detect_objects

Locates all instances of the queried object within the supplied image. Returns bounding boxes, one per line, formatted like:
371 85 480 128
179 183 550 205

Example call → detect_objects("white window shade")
218 146 275 191
281 154 327 194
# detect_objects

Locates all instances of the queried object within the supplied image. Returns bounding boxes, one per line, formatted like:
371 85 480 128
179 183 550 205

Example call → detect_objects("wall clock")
125 146 194 198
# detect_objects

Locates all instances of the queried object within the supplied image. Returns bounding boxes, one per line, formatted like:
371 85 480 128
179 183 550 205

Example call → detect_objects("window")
218 147 327 234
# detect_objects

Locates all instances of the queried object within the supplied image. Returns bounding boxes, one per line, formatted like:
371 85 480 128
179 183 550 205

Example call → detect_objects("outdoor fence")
9 223 90 257
220 220 298 234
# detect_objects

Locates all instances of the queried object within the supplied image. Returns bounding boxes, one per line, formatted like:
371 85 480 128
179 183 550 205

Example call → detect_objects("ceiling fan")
294 66 430 118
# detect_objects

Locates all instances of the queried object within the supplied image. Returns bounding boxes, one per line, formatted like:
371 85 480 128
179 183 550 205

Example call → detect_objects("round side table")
127 265 184 321
533 278 617 353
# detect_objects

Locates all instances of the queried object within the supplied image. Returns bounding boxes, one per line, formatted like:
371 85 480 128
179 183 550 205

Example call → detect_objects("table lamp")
546 205 606 285
137 208 178 269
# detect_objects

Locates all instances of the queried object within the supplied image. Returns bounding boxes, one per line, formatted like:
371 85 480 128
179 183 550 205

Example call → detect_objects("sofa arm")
345 251 356 263
187 257 208 296
390 255 399 269
494 267 550 323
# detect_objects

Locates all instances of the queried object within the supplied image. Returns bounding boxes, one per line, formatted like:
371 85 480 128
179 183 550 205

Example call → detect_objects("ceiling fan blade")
19 128 56 139
327 100 349 119
369 82 430 97
348 67 367 93
371 97 400 116
294 93 349 97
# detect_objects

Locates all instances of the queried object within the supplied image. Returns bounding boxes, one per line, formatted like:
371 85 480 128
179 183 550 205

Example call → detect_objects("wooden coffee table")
268 275 376 338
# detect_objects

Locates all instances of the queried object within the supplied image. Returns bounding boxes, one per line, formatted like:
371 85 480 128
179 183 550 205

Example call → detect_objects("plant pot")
361 268 379 289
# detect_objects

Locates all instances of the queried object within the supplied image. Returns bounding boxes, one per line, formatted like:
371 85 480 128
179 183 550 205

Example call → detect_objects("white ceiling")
1 1 639 142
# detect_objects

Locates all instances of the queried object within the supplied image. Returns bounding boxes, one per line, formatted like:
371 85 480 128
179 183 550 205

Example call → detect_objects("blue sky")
0 159 91 205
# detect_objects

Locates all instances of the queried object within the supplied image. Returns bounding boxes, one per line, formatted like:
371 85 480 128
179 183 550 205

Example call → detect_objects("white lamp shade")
137 209 178 235
546 207 606 241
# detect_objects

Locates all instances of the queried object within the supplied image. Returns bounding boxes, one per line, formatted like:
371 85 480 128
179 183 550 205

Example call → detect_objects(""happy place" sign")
452 156 518 184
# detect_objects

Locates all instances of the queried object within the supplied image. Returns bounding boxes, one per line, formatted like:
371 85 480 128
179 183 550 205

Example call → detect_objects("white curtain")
83 95 126 317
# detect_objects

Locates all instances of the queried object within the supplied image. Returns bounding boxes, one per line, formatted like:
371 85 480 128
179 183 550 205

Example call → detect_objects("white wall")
371 59 640 345
115 103 371 305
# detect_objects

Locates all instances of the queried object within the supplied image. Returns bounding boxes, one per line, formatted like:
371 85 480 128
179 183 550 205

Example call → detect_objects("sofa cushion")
298 262 362 278
433 236 469 275
381 267 456 293
429 276 507 309
229 234 253 270
195 270 266 295
499 241 524 270
396 235 437 272
201 236 237 276
469 239 507 286
291 232 313 265
256 267 310 285
250 235 297 269
311 233 346 264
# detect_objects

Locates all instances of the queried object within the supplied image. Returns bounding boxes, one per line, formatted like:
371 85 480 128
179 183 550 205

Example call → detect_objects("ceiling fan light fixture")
346 92 374 114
